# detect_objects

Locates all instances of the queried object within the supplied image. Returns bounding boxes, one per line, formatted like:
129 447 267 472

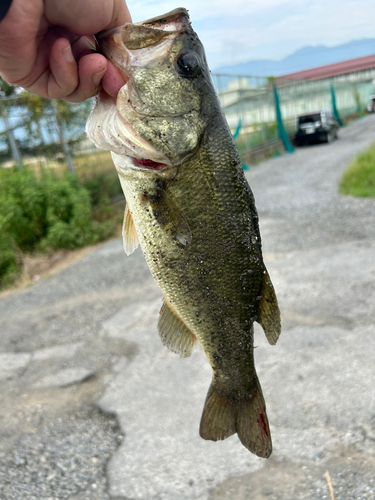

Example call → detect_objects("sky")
126 0 375 69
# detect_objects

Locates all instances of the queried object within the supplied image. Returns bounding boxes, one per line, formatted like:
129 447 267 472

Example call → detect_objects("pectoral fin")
149 190 192 246
158 299 197 357
257 269 281 345
122 204 139 256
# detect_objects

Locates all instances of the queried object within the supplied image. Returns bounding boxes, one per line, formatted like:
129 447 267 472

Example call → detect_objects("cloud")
126 0 375 68
127 0 299 22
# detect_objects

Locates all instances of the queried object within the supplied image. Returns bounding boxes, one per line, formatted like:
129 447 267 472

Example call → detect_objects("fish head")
86 8 212 176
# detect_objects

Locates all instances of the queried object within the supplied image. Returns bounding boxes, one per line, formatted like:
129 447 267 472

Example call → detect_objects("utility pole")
53 101 75 174
1 105 22 168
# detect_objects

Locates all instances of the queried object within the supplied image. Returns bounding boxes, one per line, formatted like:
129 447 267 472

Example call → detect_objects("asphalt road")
0 114 374 500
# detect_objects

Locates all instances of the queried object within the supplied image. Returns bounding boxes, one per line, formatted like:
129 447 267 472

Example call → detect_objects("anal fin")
257 269 281 345
158 299 197 357
123 204 139 256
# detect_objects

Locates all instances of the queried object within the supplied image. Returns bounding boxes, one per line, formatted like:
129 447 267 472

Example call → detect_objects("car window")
298 114 321 124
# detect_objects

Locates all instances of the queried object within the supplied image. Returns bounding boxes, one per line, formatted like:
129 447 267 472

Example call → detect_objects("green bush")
0 167 47 250
0 167 116 288
340 142 375 198
82 171 122 208
0 229 21 288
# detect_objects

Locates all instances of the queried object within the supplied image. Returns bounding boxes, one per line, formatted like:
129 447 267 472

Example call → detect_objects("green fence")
211 73 375 163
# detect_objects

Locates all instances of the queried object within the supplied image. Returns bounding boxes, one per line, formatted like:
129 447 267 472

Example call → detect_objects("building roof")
278 53 375 82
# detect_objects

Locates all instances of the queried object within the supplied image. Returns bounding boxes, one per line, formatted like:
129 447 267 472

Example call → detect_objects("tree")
0 78 22 167
0 78 92 172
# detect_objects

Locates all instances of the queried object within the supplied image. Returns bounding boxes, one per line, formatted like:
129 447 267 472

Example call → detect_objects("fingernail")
92 68 106 86
62 44 74 63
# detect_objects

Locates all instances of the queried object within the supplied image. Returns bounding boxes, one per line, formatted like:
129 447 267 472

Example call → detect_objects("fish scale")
87 7 281 458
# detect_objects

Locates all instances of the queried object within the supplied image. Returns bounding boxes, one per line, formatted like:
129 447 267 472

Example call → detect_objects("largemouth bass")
86 8 281 458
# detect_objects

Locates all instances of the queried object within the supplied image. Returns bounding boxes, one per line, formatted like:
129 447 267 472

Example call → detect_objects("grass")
32 150 113 176
70 150 114 177
339 142 375 198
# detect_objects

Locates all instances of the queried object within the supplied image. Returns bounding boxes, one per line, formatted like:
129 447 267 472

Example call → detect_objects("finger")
63 52 108 102
48 35 102 98
49 36 111 102
12 30 82 98
47 38 79 98
2 29 77 96
101 60 126 99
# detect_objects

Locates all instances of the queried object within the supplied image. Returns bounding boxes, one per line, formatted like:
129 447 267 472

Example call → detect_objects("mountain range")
214 39 375 76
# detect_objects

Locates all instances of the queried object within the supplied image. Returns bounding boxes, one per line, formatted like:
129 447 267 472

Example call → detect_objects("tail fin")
199 378 272 458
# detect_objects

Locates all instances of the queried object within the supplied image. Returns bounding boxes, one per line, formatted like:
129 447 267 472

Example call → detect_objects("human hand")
0 0 131 102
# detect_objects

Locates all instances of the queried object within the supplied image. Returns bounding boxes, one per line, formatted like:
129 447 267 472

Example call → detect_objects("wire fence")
211 73 375 163
1 71 375 173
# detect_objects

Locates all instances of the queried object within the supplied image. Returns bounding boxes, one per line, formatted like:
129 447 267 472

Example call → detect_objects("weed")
339 142 375 197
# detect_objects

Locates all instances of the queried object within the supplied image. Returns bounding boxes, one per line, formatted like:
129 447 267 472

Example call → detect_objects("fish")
86 7 281 458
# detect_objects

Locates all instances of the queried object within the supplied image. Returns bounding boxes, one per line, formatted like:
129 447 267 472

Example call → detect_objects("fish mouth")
136 8 190 31
86 9 195 170
86 90 172 166
130 157 168 171
95 7 190 43
94 8 190 75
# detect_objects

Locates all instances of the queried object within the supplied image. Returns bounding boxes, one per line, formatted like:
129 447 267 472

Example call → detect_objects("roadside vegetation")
0 163 123 289
339 142 375 198
0 79 125 290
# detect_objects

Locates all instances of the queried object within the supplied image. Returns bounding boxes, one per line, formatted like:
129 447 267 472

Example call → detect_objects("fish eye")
176 52 201 78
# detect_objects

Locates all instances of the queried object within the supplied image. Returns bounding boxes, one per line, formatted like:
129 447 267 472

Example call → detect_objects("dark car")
367 95 375 112
295 111 339 146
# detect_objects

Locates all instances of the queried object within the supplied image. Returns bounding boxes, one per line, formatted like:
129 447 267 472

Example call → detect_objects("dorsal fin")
257 269 281 345
122 204 139 256
158 298 197 357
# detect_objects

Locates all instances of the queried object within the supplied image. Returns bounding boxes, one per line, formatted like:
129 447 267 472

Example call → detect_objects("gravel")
0 407 122 500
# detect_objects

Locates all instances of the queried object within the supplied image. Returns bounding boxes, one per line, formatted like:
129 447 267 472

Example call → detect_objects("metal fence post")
273 83 294 153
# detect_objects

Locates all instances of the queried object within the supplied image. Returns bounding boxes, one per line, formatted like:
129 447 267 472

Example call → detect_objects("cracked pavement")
0 115 374 499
